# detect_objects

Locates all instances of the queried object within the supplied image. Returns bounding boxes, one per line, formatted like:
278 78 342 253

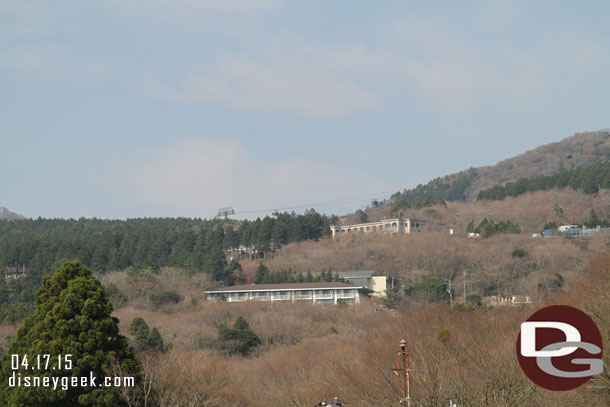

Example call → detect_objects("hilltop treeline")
477 161 610 201
253 263 345 284
391 196 447 214
0 210 333 323
230 210 334 253
391 167 478 207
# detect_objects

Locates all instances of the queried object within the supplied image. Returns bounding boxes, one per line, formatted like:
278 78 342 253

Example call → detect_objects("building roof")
335 270 378 278
206 282 361 293
310 270 377 278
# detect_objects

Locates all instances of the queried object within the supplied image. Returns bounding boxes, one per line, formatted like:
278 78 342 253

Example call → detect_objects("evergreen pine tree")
203 247 229 283
146 328 164 352
0 261 140 406
226 258 243 285
128 317 149 338
129 317 150 350
218 316 261 356
587 209 601 228
254 263 269 284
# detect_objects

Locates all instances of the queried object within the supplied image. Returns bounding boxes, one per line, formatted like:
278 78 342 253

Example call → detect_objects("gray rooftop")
206 282 361 293
335 270 378 278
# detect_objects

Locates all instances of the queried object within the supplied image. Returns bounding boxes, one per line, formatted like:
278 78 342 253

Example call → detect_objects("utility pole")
463 270 466 303
446 278 453 307
393 339 412 407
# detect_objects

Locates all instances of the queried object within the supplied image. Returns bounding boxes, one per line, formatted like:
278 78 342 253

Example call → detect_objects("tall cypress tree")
0 261 140 406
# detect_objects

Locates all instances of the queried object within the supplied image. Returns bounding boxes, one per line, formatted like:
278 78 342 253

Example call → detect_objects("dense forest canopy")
477 161 610 201
391 167 479 207
0 210 333 323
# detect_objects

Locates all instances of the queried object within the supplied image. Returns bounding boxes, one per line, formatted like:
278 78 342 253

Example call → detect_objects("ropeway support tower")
216 207 235 219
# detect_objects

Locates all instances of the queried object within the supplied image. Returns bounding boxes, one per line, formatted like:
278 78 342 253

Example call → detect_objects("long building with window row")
206 282 362 304
330 217 425 238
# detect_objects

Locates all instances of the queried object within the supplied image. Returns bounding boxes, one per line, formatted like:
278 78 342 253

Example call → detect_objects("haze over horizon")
2 1 609 219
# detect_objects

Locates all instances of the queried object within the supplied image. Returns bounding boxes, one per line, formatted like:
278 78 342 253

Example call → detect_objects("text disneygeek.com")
8 354 135 390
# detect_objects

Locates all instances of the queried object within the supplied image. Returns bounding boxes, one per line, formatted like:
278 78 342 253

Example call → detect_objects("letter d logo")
520 321 581 357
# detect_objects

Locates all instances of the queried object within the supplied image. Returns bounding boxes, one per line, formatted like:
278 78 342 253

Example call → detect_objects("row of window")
208 289 357 299
334 222 422 234
335 224 396 234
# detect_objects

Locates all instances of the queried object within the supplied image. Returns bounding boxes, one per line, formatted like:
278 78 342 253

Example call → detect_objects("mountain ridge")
393 129 610 205
470 129 610 200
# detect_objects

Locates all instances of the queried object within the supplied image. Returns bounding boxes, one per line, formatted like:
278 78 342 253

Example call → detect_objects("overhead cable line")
232 188 404 215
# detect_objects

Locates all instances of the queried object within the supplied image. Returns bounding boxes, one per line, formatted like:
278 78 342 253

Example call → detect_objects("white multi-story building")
330 218 425 238
206 282 362 305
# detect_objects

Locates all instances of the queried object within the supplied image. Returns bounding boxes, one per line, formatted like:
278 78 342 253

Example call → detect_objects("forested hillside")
0 210 333 323
477 161 610 201
388 129 610 205
391 168 478 209
112 251 610 406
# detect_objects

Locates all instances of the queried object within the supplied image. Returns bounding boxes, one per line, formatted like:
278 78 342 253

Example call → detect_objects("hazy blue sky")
2 1 609 219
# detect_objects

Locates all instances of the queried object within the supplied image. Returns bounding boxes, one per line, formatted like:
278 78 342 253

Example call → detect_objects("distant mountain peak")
0 207 26 220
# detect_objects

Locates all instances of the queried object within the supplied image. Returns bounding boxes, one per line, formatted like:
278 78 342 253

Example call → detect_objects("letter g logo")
516 305 603 391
